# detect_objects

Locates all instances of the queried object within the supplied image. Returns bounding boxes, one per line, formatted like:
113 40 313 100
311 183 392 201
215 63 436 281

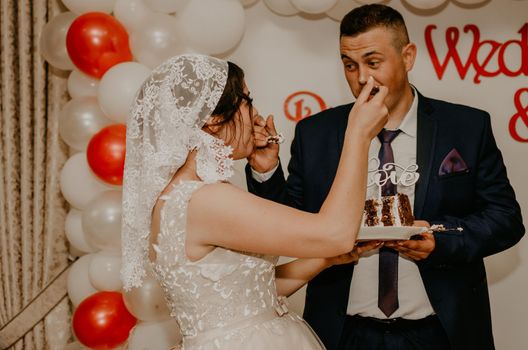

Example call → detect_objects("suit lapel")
414 92 437 219
337 106 350 153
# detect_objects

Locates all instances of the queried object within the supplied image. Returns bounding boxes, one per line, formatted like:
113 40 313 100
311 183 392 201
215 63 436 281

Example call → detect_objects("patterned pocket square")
439 148 469 176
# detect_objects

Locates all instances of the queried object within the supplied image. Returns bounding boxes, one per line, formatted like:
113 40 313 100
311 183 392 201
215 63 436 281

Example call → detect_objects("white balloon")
82 190 123 251
240 0 259 6
123 272 171 321
62 0 116 14
143 0 188 13
98 62 151 123
263 0 299 15
402 0 446 9
127 319 182 350
130 14 186 69
179 0 246 55
67 254 98 306
326 0 358 21
64 341 88 350
455 0 486 4
113 0 155 32
89 251 123 291
290 0 338 14
39 12 76 70
68 70 99 98
65 209 98 254
354 0 385 4
60 153 112 210
59 97 112 151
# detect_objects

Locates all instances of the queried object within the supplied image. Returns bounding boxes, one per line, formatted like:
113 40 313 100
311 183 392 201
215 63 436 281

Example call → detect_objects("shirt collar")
396 87 418 138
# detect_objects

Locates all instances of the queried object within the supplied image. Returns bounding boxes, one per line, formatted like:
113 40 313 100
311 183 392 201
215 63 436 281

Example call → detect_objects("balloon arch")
40 0 507 349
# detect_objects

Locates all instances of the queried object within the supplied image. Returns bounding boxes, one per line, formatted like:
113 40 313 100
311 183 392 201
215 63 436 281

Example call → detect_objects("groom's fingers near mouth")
254 133 268 143
265 115 277 133
253 115 266 127
253 126 267 135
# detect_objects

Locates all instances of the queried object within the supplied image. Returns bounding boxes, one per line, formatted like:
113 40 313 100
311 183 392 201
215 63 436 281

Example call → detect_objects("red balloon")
87 124 127 185
66 12 132 79
73 291 137 350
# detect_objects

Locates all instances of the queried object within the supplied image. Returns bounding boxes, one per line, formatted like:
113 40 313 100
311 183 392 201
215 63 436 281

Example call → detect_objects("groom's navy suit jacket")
246 91 524 350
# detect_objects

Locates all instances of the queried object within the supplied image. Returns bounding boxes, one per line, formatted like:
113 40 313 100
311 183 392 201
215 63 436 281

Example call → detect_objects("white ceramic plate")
357 226 427 241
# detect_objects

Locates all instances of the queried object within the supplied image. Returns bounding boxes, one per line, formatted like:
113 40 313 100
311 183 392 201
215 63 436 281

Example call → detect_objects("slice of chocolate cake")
364 199 380 226
362 193 414 227
397 193 414 226
381 196 395 226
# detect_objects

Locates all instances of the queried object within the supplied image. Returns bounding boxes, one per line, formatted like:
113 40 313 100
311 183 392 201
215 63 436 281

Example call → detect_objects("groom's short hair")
340 4 410 50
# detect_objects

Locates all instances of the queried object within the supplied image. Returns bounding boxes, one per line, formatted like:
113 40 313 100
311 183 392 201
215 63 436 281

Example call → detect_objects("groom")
246 4 524 350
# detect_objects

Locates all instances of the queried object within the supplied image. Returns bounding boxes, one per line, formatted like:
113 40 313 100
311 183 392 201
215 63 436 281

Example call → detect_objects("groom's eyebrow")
341 51 381 60
340 54 355 62
363 51 381 58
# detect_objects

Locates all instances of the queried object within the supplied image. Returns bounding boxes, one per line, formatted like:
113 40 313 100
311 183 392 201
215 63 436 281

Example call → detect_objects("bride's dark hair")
206 61 253 139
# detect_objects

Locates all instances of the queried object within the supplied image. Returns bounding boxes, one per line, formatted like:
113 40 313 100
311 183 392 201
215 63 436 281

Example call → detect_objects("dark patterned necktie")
377 129 401 317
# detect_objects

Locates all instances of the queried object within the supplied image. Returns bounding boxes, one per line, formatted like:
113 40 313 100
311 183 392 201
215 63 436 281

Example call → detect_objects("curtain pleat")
1 0 72 348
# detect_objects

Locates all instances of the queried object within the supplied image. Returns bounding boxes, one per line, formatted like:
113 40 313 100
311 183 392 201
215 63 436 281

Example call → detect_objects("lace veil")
121 54 234 291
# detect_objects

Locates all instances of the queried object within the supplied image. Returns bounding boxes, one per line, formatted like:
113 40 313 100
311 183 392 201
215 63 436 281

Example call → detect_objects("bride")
121 54 388 349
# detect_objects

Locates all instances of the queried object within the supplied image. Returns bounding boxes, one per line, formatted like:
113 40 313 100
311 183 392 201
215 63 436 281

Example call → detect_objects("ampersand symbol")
509 88 528 143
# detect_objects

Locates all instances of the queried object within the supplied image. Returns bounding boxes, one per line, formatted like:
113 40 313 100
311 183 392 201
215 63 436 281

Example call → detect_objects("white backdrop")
226 1 528 349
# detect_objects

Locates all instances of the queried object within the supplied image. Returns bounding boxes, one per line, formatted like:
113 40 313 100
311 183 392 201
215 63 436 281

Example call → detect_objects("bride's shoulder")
191 182 249 211
196 181 244 197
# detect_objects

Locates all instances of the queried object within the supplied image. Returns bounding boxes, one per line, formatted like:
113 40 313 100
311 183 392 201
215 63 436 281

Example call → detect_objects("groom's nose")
358 67 369 86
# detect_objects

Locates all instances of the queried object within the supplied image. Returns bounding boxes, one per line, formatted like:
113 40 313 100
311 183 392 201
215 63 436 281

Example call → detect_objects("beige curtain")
1 0 72 348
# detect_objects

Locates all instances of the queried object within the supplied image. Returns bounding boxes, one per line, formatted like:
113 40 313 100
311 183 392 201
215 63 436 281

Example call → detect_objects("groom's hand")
248 114 280 173
384 220 435 261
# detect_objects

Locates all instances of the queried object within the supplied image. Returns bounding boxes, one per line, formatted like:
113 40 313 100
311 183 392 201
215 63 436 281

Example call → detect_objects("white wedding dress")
150 181 326 350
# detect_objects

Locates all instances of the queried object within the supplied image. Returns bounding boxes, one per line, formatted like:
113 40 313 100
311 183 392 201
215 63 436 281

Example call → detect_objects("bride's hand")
347 76 389 141
325 241 382 266
248 114 280 173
